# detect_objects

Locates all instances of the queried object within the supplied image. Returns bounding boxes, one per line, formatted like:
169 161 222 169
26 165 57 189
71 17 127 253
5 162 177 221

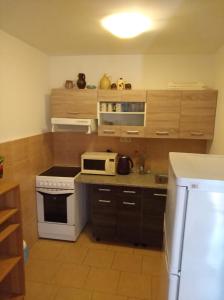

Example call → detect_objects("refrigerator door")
178 189 224 300
164 165 188 274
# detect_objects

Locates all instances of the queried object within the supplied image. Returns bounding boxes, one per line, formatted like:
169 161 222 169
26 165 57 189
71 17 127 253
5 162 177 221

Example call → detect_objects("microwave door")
83 158 106 171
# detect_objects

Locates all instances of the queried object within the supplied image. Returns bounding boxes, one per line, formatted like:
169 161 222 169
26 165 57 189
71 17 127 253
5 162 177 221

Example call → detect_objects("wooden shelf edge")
0 209 18 225
0 256 21 282
0 292 24 300
0 181 19 196
0 224 20 243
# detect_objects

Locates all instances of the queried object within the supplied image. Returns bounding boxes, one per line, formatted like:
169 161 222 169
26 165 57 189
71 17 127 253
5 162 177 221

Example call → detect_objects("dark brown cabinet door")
117 187 141 243
90 185 118 240
142 188 167 248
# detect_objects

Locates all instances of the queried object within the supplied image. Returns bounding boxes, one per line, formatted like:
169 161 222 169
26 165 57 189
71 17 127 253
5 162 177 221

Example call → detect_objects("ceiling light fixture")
101 12 152 39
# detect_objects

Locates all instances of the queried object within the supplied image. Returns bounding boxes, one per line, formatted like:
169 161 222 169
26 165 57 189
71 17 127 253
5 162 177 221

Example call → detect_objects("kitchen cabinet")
145 90 181 138
145 89 217 140
89 184 166 248
142 188 167 248
97 90 146 138
0 181 25 300
50 88 97 119
179 90 217 139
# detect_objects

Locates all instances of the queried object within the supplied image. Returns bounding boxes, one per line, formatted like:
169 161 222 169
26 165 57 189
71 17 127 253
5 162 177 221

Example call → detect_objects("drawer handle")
98 199 111 203
190 131 204 136
122 201 136 206
126 131 139 135
123 190 136 194
155 131 169 136
98 188 111 192
67 112 79 115
103 130 115 134
153 193 167 197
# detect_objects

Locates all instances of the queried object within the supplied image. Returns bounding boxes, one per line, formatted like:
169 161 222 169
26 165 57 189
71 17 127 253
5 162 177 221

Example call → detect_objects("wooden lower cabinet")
89 184 167 248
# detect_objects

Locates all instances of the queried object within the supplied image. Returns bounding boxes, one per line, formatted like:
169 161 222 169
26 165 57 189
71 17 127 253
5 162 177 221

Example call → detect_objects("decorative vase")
77 73 86 89
100 74 111 89
117 78 125 90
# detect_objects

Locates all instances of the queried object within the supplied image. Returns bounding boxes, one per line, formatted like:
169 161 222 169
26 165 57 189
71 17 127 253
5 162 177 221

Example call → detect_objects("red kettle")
117 155 133 175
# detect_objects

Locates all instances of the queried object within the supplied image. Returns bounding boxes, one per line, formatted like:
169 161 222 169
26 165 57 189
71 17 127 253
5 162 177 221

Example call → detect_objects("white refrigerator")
165 152 224 300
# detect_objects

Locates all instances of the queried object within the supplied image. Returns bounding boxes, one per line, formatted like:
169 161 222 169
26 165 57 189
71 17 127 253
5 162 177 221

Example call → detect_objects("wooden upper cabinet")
98 90 146 102
51 88 97 119
179 90 217 139
145 90 181 138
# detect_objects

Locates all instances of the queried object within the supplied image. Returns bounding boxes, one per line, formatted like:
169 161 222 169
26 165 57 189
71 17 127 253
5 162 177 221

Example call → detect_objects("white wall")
49 54 215 89
209 45 224 154
0 30 50 143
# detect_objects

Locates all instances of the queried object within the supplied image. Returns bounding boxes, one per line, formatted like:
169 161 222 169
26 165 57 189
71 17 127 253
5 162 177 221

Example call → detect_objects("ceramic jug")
77 73 86 89
100 74 111 89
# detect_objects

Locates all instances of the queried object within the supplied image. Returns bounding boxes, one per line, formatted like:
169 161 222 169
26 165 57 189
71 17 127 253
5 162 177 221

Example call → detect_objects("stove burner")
40 166 81 177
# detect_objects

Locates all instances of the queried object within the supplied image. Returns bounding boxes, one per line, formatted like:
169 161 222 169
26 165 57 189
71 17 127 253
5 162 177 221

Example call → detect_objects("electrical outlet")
120 137 132 142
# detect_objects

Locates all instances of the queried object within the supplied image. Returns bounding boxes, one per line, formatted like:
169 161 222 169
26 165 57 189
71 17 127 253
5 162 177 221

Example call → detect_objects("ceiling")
1 0 224 55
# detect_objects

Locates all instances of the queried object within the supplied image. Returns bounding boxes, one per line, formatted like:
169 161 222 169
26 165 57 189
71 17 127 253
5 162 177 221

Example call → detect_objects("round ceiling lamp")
101 12 153 39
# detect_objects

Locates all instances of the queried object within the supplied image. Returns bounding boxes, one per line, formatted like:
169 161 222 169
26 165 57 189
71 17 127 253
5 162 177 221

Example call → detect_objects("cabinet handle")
122 201 136 206
123 190 136 194
126 131 139 135
98 199 111 203
153 193 167 197
190 131 204 136
103 130 115 134
155 131 169 136
98 188 111 192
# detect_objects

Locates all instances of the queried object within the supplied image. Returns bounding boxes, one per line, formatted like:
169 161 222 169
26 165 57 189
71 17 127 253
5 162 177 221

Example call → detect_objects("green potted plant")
0 156 4 178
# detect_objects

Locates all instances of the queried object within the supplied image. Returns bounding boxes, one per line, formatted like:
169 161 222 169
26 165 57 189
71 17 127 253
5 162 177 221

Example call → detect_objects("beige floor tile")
133 248 164 258
92 291 127 300
83 249 114 268
112 252 142 273
142 255 166 276
25 259 61 283
85 268 120 293
106 243 134 254
151 276 168 300
54 287 92 300
76 231 109 250
53 263 90 288
29 239 65 261
57 243 89 264
118 272 151 299
25 282 58 300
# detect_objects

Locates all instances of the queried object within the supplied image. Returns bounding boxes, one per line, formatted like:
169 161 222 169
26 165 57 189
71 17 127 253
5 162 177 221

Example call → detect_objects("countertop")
75 172 167 189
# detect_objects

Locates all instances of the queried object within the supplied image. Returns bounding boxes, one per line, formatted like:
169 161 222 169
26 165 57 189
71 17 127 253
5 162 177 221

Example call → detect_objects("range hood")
51 118 97 134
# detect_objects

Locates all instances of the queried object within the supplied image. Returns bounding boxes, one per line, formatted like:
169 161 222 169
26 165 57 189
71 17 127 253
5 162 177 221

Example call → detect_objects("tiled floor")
25 226 167 300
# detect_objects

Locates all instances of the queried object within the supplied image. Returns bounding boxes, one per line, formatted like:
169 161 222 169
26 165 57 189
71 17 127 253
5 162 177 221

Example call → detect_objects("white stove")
36 166 87 241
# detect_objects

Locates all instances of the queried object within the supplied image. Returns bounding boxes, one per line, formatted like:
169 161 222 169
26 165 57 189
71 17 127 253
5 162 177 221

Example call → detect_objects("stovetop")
39 166 81 177
36 166 81 189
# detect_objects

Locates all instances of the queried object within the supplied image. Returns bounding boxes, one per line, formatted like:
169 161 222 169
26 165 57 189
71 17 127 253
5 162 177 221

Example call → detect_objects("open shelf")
0 292 24 300
0 256 21 282
0 224 20 243
0 209 18 225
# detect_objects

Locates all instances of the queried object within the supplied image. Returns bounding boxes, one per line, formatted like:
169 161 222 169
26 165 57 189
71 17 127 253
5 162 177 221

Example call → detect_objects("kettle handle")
129 157 134 169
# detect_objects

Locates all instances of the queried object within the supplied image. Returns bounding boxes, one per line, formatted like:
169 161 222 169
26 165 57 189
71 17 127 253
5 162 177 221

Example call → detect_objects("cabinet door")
179 90 217 139
90 185 118 240
141 188 167 248
98 125 121 137
145 90 181 138
51 89 97 118
117 187 142 243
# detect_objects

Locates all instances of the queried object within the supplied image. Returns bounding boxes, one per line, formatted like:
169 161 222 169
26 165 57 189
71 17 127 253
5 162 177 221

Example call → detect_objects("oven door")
36 188 75 225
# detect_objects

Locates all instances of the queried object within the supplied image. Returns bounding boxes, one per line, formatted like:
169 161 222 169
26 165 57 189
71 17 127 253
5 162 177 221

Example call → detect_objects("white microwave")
81 152 118 175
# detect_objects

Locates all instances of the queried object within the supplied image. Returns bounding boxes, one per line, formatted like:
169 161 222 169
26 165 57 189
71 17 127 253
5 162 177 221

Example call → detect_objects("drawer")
142 189 166 215
120 127 145 138
98 125 121 137
117 197 141 213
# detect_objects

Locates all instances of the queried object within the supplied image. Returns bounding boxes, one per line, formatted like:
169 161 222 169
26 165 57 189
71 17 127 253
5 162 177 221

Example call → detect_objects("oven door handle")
36 188 74 195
